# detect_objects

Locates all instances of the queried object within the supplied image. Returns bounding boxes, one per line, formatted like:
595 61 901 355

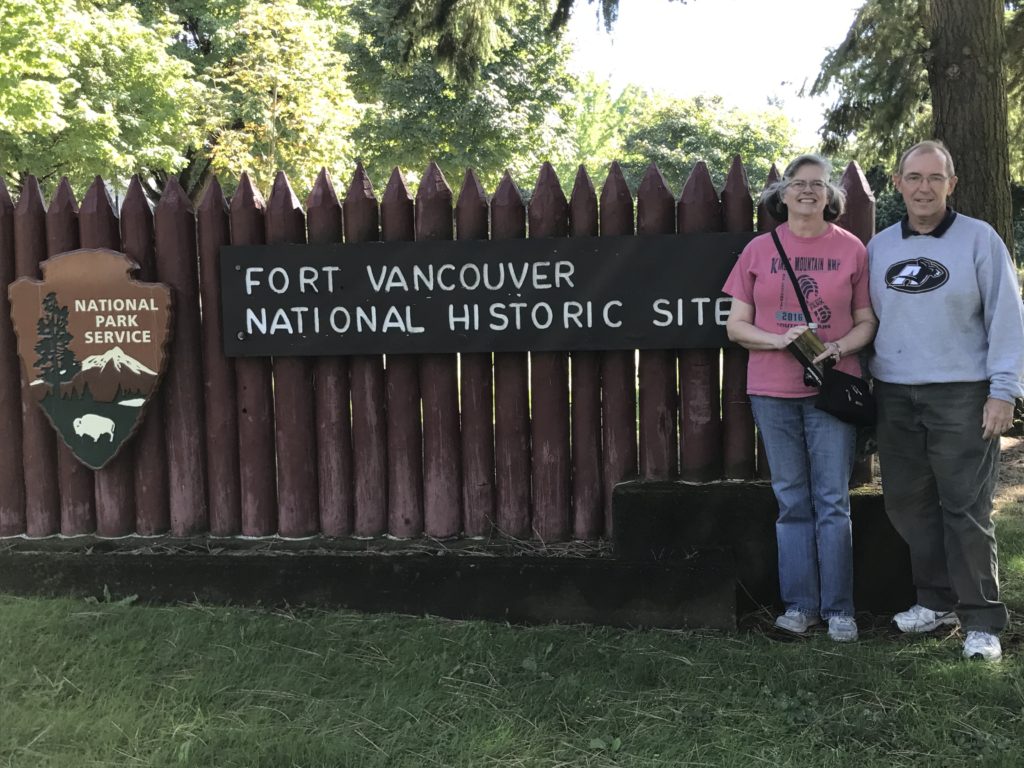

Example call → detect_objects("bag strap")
770 228 814 326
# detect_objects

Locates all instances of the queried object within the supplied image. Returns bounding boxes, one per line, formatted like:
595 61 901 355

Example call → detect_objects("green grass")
3 504 1024 767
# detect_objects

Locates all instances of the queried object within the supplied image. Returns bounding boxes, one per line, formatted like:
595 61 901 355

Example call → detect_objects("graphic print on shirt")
774 271 833 328
884 257 949 293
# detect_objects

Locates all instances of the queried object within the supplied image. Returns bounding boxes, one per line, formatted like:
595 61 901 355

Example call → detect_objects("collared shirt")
900 207 957 238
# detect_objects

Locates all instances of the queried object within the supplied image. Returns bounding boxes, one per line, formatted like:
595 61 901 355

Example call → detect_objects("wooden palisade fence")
0 159 875 541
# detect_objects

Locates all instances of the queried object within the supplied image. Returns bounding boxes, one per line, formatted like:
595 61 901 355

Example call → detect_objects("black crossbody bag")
770 229 876 426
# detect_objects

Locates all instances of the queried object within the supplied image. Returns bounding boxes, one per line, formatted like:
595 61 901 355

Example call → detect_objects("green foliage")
812 0 1024 179
202 0 358 194
386 0 686 81
0 0 204 193
810 0 931 170
617 94 795 193
345 0 572 193
552 77 647 184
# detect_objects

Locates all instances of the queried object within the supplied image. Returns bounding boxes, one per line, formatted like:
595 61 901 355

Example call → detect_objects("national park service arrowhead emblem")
8 248 173 469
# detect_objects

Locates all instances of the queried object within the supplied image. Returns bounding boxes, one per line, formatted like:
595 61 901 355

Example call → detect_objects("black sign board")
220 232 755 357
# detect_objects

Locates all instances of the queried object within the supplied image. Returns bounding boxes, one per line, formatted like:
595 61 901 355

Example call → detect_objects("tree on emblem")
34 292 80 393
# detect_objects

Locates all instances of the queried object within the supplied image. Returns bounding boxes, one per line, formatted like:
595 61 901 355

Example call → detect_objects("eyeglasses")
786 179 827 192
901 173 949 186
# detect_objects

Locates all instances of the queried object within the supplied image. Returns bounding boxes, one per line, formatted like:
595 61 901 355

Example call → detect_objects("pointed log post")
382 168 423 538
455 169 495 538
416 162 461 538
46 178 95 534
345 164 386 537
80 177 133 535
756 164 782 234
307 168 352 537
154 177 208 534
677 161 723 482
491 172 530 539
196 177 240 535
528 163 570 542
721 156 756 479
0 179 26 535
568 166 601 540
13 177 59 536
636 164 678 480
266 172 318 537
598 162 637 534
755 164 781 481
122 177 170 535
837 161 876 487
230 173 276 535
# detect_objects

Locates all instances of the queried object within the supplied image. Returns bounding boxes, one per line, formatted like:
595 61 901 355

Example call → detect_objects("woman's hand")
812 341 841 365
779 325 808 349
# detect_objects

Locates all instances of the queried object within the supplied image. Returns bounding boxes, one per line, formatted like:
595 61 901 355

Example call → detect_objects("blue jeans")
750 396 856 618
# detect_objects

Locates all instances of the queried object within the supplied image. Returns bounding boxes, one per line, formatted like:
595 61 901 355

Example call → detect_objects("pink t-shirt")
722 222 871 398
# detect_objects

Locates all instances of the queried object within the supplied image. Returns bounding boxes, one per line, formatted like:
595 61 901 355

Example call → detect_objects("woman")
723 154 878 642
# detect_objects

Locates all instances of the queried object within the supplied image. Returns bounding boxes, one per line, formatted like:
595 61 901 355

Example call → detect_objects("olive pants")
875 380 1007 633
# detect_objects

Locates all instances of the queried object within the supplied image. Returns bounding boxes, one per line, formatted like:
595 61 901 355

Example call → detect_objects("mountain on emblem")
8 249 173 469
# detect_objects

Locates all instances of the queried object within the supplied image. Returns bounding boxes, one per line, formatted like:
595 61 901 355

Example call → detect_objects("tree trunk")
927 0 1014 252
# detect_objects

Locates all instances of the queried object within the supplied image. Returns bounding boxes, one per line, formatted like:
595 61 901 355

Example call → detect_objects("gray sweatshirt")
868 212 1024 403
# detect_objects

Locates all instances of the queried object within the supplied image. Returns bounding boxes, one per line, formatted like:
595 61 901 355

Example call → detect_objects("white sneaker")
828 616 858 642
963 631 1002 661
893 604 958 633
774 609 820 634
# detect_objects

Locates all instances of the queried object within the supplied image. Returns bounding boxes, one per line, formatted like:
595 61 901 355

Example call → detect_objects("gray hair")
759 154 846 222
897 140 956 177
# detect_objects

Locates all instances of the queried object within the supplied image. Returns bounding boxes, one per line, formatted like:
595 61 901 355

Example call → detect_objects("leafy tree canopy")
0 0 204 193
202 0 359 194
345 0 573 192
556 81 796 194
811 0 1024 178
388 0 687 80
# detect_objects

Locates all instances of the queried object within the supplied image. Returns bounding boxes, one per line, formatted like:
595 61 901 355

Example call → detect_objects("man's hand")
982 398 1015 440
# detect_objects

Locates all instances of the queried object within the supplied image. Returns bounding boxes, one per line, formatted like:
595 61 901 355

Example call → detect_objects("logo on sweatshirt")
884 258 949 293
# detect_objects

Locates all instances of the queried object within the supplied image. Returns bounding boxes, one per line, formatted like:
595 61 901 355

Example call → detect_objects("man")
869 140 1024 662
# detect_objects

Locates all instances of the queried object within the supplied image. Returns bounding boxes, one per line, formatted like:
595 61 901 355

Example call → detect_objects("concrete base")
0 543 737 630
612 481 915 614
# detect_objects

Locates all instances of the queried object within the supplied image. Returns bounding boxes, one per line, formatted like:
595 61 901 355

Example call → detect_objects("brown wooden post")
721 156 756 479
836 161 876 487
568 166 601 540
636 164 678 480
12 177 60 536
80 177 133 535
154 177 208 534
230 173 276 535
197 176 241 535
381 168 423 537
677 161 723 482
491 172 530 539
344 164 386 537
46 178 95 534
416 162 461 538
455 169 494 538
307 168 352 537
528 163 570 541
266 172 318 537
599 162 637 534
0 179 26 535
122 177 171 535
755 164 781 482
